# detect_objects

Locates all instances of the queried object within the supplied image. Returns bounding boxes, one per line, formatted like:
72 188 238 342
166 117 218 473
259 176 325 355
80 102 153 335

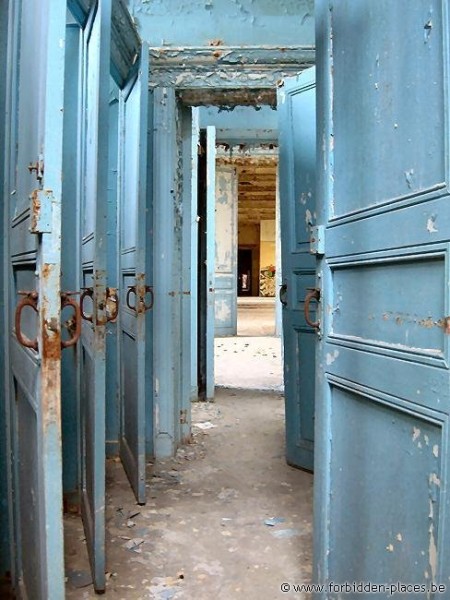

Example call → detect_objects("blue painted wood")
188 108 200 403
278 68 316 471
106 80 120 458
4 0 66 597
315 0 450 593
118 44 149 504
127 0 315 48
79 1 111 592
144 88 154 458
152 88 182 457
0 0 9 577
206 126 216 400
214 166 238 337
61 22 82 505
180 106 198 439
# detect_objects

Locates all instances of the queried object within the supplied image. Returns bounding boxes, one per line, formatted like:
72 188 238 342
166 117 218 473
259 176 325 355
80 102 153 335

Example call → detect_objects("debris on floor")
64 388 313 599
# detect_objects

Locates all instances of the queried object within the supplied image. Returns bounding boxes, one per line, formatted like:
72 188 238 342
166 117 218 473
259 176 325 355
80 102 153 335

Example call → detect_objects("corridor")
65 389 313 599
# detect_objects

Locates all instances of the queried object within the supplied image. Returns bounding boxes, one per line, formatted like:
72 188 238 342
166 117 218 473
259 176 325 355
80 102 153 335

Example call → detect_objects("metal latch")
30 189 52 234
310 225 325 256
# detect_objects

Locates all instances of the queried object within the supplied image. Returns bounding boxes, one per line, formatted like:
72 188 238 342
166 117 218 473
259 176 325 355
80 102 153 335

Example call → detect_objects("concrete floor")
65 390 313 599
64 299 313 599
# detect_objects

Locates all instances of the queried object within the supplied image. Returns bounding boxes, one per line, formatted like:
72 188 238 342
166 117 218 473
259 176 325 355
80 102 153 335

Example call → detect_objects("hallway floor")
65 389 313 599
64 299 311 599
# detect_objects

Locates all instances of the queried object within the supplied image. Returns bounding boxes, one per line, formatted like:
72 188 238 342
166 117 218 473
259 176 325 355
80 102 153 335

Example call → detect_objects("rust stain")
41 263 62 430
419 317 435 329
30 189 40 231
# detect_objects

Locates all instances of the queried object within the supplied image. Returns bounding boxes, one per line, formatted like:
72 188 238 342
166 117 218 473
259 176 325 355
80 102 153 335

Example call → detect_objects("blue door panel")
214 167 238 337
278 69 316 471
4 0 66 597
315 0 450 593
79 0 111 592
61 23 82 504
118 45 149 504
206 126 216 400
106 81 120 457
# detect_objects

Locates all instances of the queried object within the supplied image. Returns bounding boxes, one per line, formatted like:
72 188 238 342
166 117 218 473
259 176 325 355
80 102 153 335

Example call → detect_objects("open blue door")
79 1 111 592
278 68 316 471
214 166 238 337
206 127 216 400
4 0 66 597
118 44 150 505
198 127 216 400
315 0 450 592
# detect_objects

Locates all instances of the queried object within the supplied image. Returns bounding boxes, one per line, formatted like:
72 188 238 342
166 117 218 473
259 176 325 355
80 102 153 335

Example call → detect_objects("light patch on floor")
215 336 283 392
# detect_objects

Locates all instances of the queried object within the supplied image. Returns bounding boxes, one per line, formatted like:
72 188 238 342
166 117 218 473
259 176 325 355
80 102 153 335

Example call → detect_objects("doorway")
238 248 253 295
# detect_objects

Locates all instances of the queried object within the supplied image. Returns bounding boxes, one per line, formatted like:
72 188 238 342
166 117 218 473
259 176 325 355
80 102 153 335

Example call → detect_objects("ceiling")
216 154 277 225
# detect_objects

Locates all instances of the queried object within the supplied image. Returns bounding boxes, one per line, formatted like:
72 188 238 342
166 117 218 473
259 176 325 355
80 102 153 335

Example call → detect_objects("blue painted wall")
199 106 278 144
0 0 10 577
128 0 314 47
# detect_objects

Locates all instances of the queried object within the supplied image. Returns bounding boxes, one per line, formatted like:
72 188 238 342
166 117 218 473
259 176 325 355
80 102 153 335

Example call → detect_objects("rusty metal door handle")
80 287 94 322
106 287 119 321
61 292 81 348
279 283 288 307
304 287 321 329
143 286 154 311
126 286 137 311
15 291 39 350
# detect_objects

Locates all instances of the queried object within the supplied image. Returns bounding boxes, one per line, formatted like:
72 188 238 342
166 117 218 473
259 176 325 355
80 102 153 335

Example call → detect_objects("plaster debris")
194 421 217 430
264 517 286 527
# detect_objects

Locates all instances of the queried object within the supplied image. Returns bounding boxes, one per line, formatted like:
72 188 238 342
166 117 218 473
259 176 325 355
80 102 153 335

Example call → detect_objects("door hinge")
30 189 53 234
310 225 324 256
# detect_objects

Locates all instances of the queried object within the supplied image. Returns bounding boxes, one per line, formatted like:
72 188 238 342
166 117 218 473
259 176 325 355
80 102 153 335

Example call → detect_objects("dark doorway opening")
238 248 253 296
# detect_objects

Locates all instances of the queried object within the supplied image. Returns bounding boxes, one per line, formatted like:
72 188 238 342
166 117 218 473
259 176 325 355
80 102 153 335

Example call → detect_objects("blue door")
4 0 66 597
197 127 216 400
315 0 450 593
118 43 150 505
214 166 238 337
278 68 316 471
79 1 111 592
206 127 216 400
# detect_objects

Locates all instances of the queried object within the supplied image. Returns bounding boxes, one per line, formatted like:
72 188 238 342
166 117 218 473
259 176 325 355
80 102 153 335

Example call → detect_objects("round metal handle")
126 286 137 311
80 287 94 322
15 291 39 350
61 293 81 349
279 283 288 307
304 287 320 329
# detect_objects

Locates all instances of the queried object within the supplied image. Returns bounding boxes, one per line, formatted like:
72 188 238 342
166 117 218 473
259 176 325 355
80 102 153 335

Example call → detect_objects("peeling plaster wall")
199 105 278 144
128 0 314 47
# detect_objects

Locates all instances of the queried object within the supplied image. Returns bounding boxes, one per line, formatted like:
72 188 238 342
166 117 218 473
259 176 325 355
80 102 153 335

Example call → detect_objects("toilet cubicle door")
79 0 111 592
278 68 317 471
5 0 66 597
118 43 150 505
314 0 450 590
